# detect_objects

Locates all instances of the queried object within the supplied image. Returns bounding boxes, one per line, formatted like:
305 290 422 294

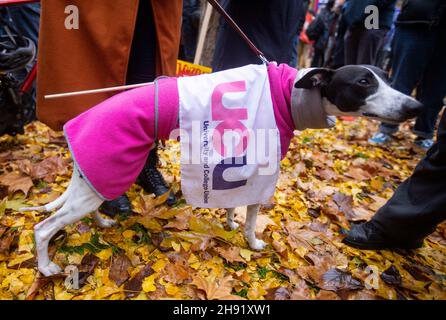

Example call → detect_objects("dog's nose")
402 99 424 118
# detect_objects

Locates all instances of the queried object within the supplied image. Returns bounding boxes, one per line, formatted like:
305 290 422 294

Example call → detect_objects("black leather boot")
99 194 132 218
137 147 177 206
343 221 424 250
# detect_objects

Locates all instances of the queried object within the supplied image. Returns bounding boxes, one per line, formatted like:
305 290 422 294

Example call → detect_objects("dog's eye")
358 79 370 86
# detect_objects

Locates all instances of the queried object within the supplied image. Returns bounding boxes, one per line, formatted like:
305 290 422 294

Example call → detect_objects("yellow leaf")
142 274 158 293
181 241 191 251
18 230 34 253
8 252 34 267
240 249 254 262
0 198 6 218
165 283 180 296
171 241 181 253
95 248 113 261
122 230 135 239
151 259 167 273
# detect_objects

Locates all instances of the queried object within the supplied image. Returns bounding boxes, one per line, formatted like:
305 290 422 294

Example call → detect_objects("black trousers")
372 111 446 241
212 0 304 71
126 0 158 165
344 27 388 65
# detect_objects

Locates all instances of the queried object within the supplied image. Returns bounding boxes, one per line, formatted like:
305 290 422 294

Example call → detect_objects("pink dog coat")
64 63 334 200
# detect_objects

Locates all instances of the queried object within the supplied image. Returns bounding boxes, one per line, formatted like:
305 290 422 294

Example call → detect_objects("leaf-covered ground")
0 119 445 300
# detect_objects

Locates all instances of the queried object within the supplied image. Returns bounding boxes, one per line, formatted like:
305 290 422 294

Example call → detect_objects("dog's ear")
294 68 334 89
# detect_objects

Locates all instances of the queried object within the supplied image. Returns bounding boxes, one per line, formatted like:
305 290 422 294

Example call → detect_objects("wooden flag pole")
44 82 153 100
193 2 213 65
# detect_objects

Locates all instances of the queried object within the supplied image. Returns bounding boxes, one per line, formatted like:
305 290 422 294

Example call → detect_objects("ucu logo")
211 81 249 191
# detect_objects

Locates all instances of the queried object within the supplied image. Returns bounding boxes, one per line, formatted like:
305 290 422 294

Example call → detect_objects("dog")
21 64 422 276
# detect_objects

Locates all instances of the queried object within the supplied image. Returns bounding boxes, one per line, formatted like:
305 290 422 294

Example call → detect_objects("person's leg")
100 0 176 216
290 34 299 67
343 27 360 65
128 0 176 205
356 28 387 66
371 26 434 142
311 48 323 67
345 111 446 249
412 30 446 141
125 0 157 85
181 0 200 62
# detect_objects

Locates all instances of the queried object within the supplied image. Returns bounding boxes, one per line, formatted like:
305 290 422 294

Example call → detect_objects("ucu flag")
178 64 280 208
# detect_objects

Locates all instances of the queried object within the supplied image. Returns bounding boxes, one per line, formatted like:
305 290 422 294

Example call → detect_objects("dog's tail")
20 187 70 212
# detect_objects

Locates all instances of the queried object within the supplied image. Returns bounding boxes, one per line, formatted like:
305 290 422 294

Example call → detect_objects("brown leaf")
402 263 436 282
30 156 67 183
317 169 338 181
380 266 402 286
350 207 375 222
78 254 100 287
25 274 64 300
321 268 364 292
164 208 192 230
0 228 18 254
368 195 387 211
167 264 190 284
345 167 371 181
16 159 33 176
124 263 154 298
316 290 341 300
289 280 311 300
0 172 34 195
333 192 355 220
192 275 243 300
214 246 245 263
109 253 132 287
265 287 290 300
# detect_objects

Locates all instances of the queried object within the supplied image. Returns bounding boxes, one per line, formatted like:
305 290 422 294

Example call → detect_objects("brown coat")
37 0 183 130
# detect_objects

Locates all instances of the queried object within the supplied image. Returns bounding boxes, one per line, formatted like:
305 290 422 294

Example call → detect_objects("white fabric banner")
178 64 280 208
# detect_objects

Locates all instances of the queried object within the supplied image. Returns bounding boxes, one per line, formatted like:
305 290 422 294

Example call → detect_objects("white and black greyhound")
21 64 422 276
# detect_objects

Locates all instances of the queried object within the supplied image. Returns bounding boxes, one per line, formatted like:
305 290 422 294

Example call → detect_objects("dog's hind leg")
20 177 74 212
34 168 103 276
93 210 117 228
226 208 239 230
244 204 266 250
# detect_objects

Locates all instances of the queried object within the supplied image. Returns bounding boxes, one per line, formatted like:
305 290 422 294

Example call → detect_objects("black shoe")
343 221 423 250
137 163 177 206
99 194 132 218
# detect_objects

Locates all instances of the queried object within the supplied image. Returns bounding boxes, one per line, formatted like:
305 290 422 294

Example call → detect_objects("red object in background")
0 0 39 5
300 12 316 44
20 63 37 93
339 116 356 121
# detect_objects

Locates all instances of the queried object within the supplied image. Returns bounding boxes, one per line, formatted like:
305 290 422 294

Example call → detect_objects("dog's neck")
290 81 336 131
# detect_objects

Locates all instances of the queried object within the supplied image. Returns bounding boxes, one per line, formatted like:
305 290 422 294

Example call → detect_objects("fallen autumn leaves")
0 120 444 300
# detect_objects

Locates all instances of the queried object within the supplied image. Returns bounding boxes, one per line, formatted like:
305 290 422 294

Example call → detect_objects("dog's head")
294 65 423 124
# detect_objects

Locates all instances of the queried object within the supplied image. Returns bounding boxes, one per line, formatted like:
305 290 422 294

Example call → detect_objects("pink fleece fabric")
64 64 297 200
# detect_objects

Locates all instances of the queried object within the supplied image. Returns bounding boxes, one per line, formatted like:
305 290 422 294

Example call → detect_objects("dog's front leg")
245 204 266 250
226 208 239 230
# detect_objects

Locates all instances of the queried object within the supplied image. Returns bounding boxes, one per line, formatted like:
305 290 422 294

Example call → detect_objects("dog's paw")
39 262 62 277
96 218 117 228
228 221 240 230
249 239 267 251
